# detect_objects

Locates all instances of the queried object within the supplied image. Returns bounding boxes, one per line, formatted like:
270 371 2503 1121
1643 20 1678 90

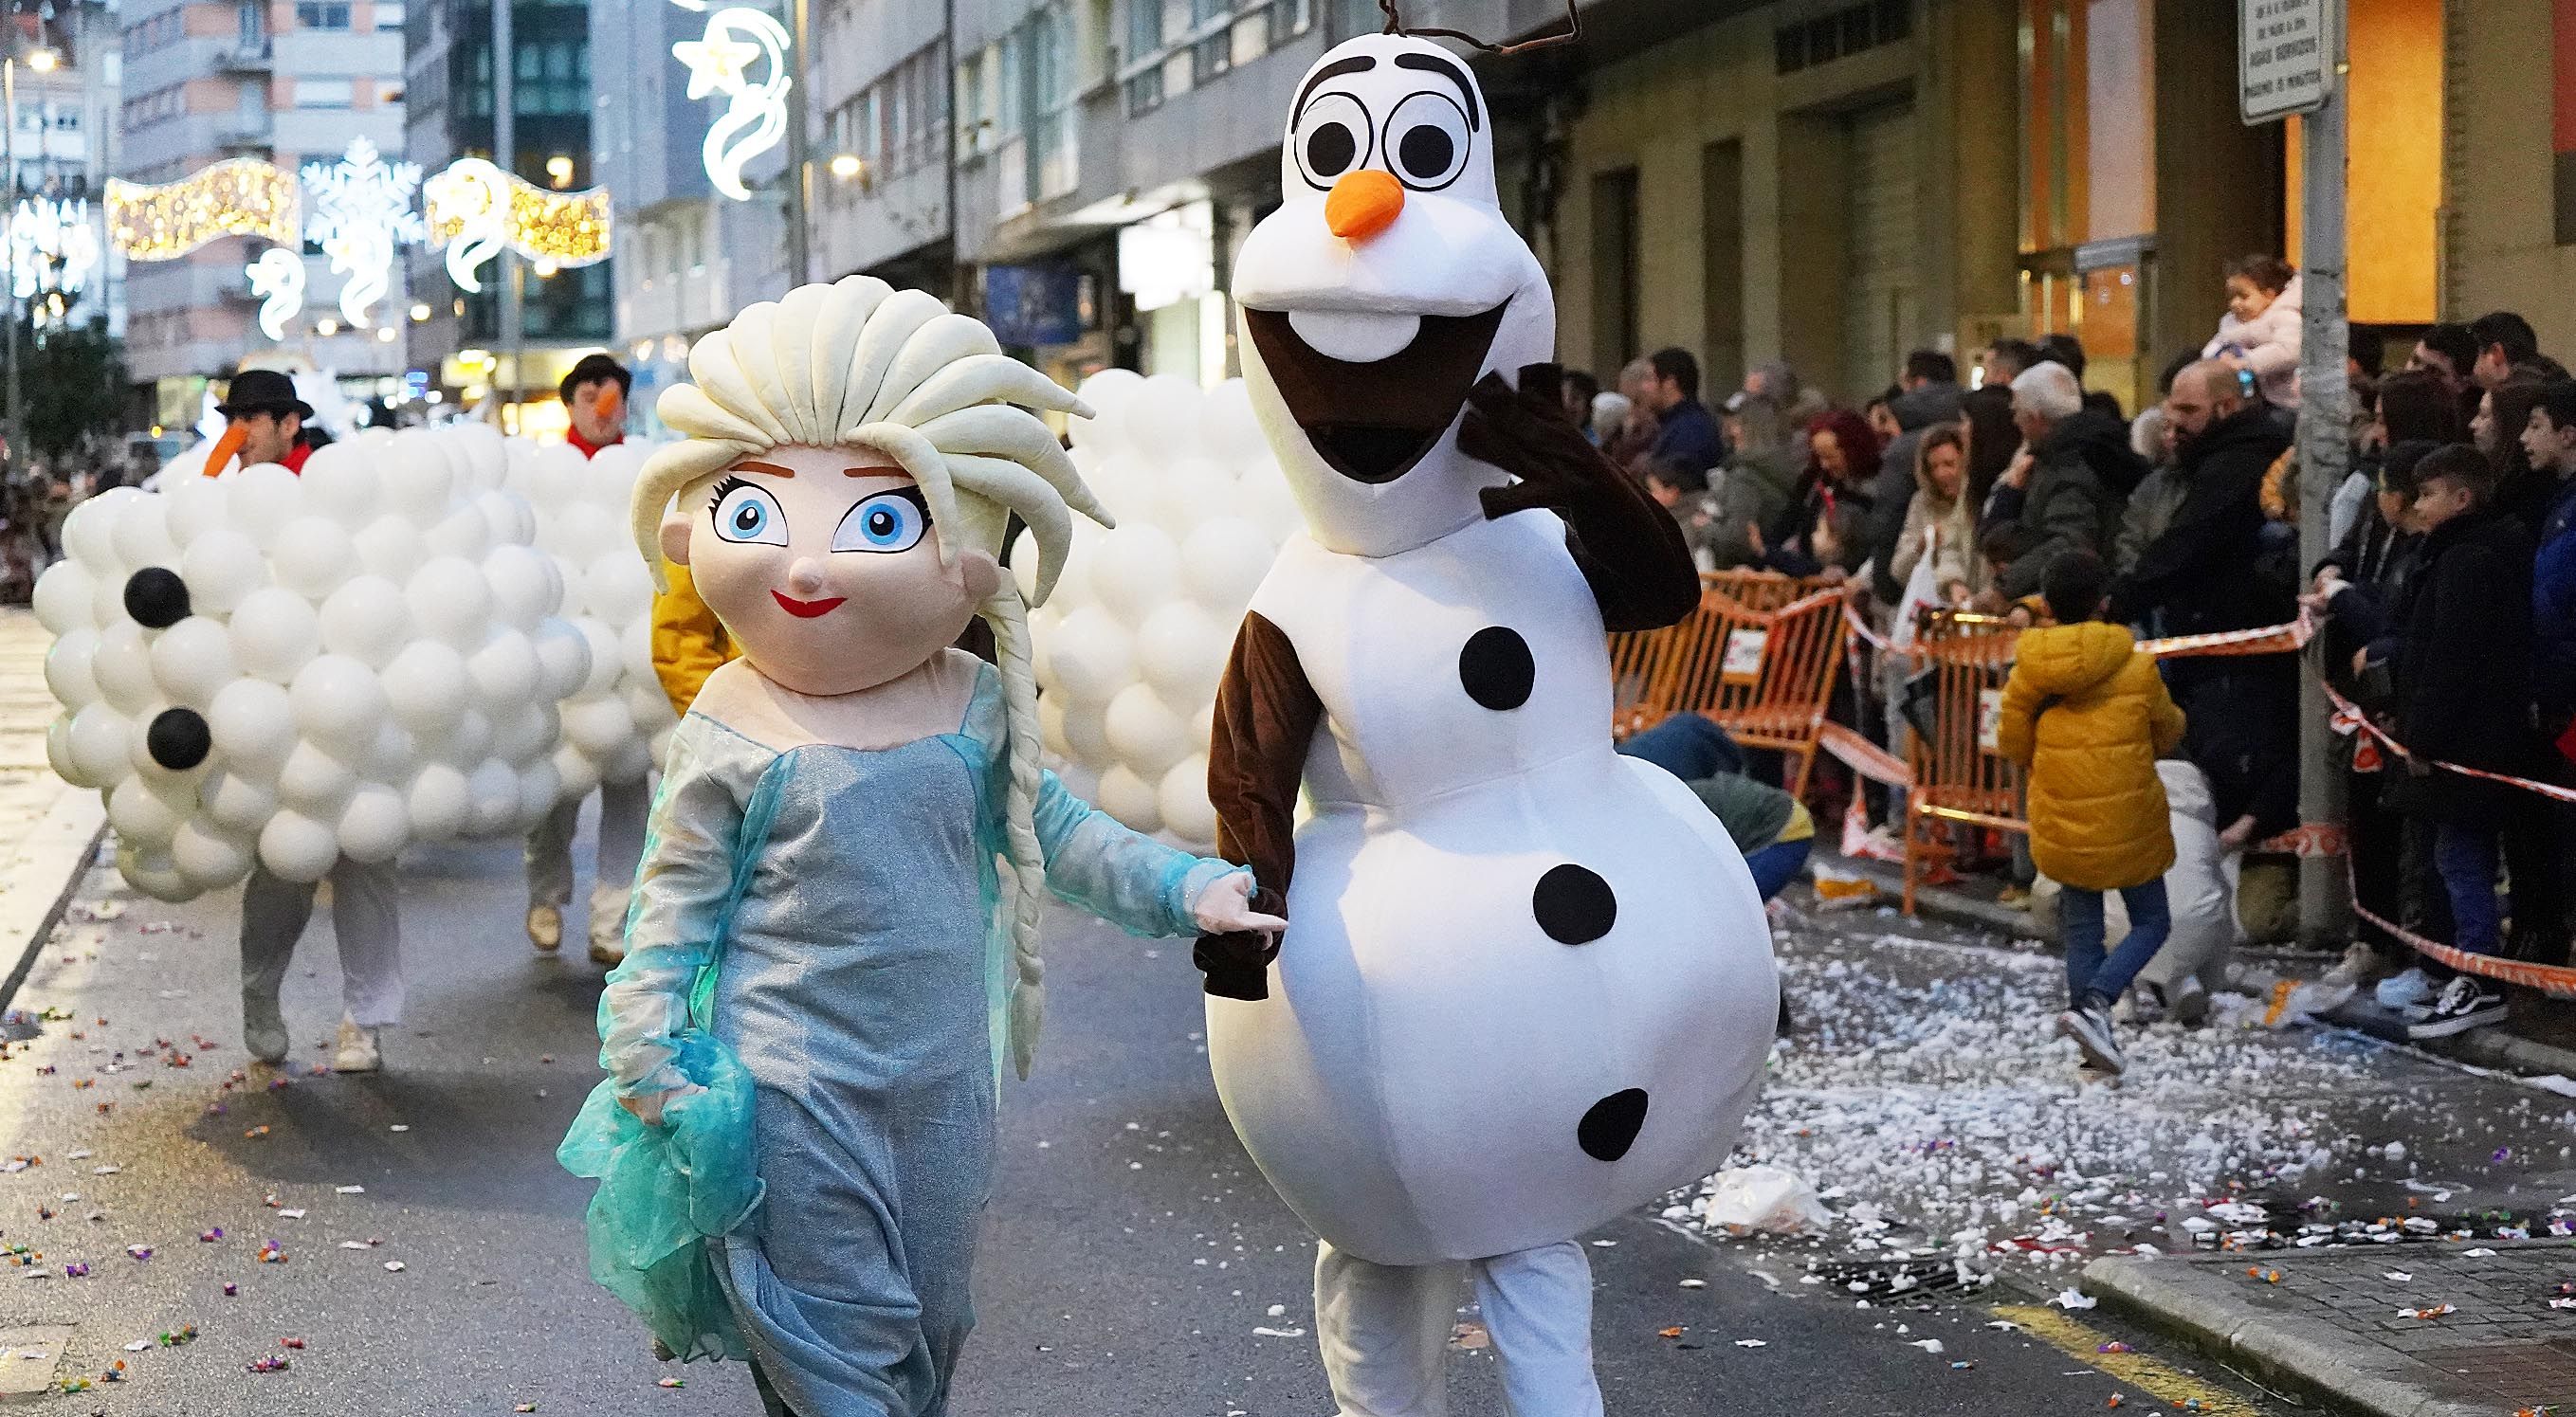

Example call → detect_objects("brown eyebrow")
843 466 904 477
734 460 795 477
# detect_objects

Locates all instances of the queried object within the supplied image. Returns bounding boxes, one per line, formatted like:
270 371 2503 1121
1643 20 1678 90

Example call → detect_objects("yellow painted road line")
1990 1304 2266 1416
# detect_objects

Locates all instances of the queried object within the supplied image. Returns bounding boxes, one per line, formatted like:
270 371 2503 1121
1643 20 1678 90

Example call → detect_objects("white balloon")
424 504 494 561
605 738 654 786
172 817 254 890
227 587 321 683
531 617 594 700
1057 699 1113 766
1201 379 1270 466
572 620 625 699
466 627 541 710
381 640 471 736
61 489 135 570
1180 517 1276 613
478 489 538 548
490 704 556 764
550 741 602 801
276 738 358 815
225 463 305 546
123 846 194 902
1150 456 1230 534
1039 696 1071 758
1073 369 1146 452
406 556 493 646
147 617 238 708
583 554 654 627
483 545 555 631
515 758 562 827
1048 606 1134 709
44 714 75 784
318 575 411 665
201 770 280 833
466 758 520 834
429 706 494 767
300 442 379 525
353 516 429 584
360 720 418 781
161 475 228 549
258 811 339 882
64 703 130 789
405 763 470 839
1135 602 1229 704
551 502 618 564
382 435 457 520
1105 683 1191 775
178 527 268 615
619 618 655 683
1090 523 1182 626
107 775 190 850
564 698 633 756
1240 470 1303 540
1129 375 1208 460
1095 764 1162 833
290 654 390 754
44 627 100 709
517 441 582 509
1158 754 1218 845
207 679 296 773
269 515 358 600
110 495 180 572
336 785 410 863
92 620 157 714
32 560 93 634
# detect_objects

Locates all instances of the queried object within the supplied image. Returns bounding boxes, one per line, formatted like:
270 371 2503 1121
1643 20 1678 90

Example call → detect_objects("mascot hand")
1193 871 1285 1002
1190 869 1288 937
1465 363 1613 521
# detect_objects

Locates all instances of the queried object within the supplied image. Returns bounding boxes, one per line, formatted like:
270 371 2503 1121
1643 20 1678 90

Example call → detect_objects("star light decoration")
245 247 306 341
673 8 792 202
423 157 612 294
104 159 299 262
300 136 425 328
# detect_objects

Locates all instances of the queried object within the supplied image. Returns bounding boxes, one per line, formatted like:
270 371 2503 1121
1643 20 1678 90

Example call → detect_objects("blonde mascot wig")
630 275 1108 1077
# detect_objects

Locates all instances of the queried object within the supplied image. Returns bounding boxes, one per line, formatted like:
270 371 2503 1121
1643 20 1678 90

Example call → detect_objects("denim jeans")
1744 839 1812 902
2058 879 2172 1008
1617 712 1745 780
2433 822 2507 956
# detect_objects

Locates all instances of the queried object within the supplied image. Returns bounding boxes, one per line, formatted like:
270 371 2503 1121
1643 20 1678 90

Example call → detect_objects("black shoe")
2056 1003 2126 1074
2406 976 2508 1040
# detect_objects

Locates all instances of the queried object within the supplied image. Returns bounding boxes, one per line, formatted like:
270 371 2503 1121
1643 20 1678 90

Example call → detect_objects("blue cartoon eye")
832 489 931 554
711 480 789 546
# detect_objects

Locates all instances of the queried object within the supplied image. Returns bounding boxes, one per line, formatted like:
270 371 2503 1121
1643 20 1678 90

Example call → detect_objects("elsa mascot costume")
558 277 1282 1417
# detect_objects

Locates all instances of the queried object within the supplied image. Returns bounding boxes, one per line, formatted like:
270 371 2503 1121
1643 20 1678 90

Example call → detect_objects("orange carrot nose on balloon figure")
1197 14 1780 1416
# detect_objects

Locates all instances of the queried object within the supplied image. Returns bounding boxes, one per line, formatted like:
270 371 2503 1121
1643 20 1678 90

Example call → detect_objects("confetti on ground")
1735 1338 1768 1348
1679 1278 1708 1289
246 1353 290 1372
335 1185 365 1194
1251 1326 1306 1338
2400 1304 2457 1320
383 1261 406 1272
657 1377 685 1389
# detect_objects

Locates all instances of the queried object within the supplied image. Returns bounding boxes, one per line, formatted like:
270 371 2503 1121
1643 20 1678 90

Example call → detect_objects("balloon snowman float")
34 424 673 901
1192 27 1780 1415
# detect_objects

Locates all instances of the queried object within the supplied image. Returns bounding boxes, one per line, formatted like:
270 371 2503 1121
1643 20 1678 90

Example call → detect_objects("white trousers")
524 775 651 912
1315 1240 1604 1417
239 859 403 1027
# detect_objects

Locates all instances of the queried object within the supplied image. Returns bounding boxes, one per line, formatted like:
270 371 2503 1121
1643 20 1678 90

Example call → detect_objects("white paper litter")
2054 1288 2097 1310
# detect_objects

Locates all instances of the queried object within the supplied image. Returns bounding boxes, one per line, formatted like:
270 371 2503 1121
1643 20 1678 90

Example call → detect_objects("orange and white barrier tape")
2346 857 2576 999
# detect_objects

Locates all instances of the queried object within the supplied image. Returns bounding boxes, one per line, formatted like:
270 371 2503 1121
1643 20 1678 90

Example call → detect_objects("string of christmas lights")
103 159 301 262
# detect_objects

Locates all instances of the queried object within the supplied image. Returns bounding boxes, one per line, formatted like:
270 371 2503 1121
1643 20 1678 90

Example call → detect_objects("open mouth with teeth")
1243 303 1507 484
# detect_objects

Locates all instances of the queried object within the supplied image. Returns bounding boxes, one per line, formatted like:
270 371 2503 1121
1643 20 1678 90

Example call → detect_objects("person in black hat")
215 368 319 474
560 353 630 462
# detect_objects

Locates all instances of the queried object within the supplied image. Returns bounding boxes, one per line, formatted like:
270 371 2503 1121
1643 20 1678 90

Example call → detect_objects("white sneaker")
2056 1003 2126 1075
588 884 630 968
332 1016 382 1073
2321 942 2381 990
2375 966 2436 1011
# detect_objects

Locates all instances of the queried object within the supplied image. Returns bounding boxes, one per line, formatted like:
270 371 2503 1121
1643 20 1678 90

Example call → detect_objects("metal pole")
783 0 812 286
492 0 520 427
2294 0 2351 947
943 0 960 304
4 57 21 480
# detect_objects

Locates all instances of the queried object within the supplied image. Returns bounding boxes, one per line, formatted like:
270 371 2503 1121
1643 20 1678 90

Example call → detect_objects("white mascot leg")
1316 1243 1460 1417
1471 1242 1604 1417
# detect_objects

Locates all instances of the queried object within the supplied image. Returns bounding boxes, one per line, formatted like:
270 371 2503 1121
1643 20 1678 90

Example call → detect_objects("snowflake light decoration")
301 137 425 328
8 197 101 306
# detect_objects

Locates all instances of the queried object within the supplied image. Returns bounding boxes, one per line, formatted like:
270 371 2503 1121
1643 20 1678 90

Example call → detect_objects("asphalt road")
0 814 2292 1416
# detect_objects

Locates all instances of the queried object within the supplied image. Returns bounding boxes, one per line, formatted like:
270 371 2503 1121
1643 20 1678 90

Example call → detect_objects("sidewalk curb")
1828 853 2056 942
0 789 105 1018
2435 1021 2576 1081
2083 1254 2532 1417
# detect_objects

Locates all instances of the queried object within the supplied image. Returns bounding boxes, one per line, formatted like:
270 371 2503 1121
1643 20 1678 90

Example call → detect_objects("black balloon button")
145 707 212 772
122 568 191 629
1457 627 1534 710
1578 1089 1650 1161
1532 863 1616 944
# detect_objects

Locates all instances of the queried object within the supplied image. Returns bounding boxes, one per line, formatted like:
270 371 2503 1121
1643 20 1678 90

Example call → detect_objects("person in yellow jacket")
649 560 736 718
1997 550 2187 1076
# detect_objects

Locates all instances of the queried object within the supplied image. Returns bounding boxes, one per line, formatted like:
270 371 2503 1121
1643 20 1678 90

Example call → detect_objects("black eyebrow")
1395 51 1481 132
1293 55 1376 118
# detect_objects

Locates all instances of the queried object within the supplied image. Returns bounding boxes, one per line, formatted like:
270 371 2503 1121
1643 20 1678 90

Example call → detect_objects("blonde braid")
987 579 1050 1080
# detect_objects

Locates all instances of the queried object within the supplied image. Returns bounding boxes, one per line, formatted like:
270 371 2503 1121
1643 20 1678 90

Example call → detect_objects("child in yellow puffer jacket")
1997 551 2188 1075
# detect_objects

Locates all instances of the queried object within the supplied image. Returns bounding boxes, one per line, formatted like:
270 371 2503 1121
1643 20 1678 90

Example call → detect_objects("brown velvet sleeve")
1198 609 1322 1002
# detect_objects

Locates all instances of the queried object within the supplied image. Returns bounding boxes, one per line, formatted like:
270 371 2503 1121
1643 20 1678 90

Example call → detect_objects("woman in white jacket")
2202 256 2302 411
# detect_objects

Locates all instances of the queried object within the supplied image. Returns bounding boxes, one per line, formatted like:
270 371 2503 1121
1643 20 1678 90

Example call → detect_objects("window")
298 78 356 108
296 3 352 30
375 2 407 27
240 0 265 45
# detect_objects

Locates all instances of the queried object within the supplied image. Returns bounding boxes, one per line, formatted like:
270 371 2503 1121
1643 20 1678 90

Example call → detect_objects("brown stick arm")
1199 609 1322 1002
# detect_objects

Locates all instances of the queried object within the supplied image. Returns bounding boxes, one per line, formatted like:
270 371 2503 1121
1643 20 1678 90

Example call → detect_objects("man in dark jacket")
2385 446 2553 1036
1980 362 2120 600
2521 381 2576 745
2108 360 2293 638
1641 347 1726 481
1864 349 1964 603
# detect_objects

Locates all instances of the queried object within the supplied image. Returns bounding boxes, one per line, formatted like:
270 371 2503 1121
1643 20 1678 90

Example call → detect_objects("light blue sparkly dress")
559 661 1234 1417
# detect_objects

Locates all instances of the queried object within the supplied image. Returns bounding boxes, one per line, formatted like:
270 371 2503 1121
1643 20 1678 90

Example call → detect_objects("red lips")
771 591 847 618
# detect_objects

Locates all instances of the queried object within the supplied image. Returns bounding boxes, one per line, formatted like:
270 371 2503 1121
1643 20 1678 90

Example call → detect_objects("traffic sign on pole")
2242 0 2334 124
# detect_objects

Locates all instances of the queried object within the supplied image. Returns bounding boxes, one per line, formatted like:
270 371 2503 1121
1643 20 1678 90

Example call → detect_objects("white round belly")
1205 750 1779 1264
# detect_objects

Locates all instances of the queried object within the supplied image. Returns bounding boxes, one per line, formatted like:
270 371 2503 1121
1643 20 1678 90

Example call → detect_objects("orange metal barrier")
1614 573 1848 797
1899 611 2026 915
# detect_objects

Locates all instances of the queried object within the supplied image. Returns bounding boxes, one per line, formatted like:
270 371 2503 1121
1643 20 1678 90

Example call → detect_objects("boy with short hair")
1997 552 2188 1074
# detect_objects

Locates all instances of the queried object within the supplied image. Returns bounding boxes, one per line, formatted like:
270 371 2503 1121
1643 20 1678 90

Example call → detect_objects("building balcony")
216 43 274 74
211 113 274 152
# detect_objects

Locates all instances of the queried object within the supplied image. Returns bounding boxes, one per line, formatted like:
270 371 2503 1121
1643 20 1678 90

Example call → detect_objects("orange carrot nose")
1325 170 1405 242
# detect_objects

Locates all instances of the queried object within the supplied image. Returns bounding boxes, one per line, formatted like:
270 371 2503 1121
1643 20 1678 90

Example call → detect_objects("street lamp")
829 152 862 180
25 48 55 74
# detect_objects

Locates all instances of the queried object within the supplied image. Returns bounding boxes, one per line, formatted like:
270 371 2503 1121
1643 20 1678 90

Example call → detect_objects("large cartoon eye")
831 488 931 554
711 479 788 546
1382 90 1472 191
1292 91 1373 190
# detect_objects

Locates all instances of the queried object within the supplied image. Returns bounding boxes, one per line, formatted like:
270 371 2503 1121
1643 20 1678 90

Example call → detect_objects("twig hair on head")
1376 0 1580 54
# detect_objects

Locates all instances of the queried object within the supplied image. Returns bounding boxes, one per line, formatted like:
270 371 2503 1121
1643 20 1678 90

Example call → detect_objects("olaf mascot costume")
1195 31 1781 1417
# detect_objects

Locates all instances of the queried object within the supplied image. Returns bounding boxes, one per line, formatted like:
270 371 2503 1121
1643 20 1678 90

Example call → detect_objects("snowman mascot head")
1233 32 1549 558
